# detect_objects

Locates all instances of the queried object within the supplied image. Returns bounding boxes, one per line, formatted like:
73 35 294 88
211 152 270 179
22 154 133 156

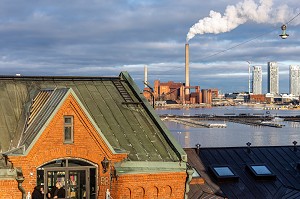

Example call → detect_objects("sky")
0 0 299 93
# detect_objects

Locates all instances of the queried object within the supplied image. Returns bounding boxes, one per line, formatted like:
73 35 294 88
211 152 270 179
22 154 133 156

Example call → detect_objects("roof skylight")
209 165 239 183
246 164 276 181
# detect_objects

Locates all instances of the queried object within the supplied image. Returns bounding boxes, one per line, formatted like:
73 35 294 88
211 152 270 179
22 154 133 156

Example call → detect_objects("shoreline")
155 103 300 110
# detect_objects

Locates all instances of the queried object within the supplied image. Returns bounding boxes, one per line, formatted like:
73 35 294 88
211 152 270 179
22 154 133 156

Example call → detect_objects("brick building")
0 72 190 199
150 80 210 104
250 94 266 103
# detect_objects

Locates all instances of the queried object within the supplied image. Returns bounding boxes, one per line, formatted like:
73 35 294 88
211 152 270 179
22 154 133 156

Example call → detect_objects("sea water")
155 106 300 148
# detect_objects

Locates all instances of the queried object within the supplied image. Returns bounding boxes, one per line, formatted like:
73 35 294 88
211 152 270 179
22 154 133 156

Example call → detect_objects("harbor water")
155 106 300 148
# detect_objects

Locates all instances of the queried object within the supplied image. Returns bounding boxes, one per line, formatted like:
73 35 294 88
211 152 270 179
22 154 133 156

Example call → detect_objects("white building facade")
289 65 300 96
267 62 279 95
252 66 262 94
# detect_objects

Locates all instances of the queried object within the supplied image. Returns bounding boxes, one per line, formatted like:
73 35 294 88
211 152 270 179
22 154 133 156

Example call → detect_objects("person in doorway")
46 186 56 199
32 185 44 199
53 181 65 198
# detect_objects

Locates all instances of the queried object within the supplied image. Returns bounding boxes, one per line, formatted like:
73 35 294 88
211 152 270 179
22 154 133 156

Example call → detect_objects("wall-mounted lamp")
101 157 109 173
279 24 289 39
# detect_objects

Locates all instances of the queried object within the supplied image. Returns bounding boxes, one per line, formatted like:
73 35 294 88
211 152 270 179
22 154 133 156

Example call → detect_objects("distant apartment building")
267 62 279 94
289 65 300 96
252 66 262 94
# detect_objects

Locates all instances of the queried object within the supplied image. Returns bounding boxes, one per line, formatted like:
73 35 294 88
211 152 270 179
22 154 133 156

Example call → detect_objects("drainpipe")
184 164 194 199
15 168 26 199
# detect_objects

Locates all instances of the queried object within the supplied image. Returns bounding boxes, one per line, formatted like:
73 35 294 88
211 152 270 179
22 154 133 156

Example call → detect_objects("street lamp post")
246 61 251 94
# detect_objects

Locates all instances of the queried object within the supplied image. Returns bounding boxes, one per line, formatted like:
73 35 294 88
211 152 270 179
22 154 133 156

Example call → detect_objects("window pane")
214 167 234 176
251 165 271 175
65 127 72 141
64 117 72 124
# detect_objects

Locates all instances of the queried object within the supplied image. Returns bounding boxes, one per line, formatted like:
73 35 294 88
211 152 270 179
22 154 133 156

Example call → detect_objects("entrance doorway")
37 159 97 199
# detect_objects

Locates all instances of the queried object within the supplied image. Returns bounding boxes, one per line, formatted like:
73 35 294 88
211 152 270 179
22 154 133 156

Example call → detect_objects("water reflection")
158 107 300 147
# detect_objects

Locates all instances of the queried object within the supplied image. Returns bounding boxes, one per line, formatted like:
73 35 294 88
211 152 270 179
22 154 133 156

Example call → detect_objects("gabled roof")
185 146 300 199
0 72 186 163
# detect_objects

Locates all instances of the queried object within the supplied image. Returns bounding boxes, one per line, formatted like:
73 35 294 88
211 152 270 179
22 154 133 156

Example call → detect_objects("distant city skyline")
0 0 299 93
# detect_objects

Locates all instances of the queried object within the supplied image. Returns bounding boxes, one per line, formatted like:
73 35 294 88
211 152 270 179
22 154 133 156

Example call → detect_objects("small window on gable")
246 164 276 181
209 165 239 183
64 116 73 144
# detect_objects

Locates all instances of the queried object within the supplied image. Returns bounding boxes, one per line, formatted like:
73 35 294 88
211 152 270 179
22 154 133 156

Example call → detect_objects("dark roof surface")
0 72 185 162
185 146 300 199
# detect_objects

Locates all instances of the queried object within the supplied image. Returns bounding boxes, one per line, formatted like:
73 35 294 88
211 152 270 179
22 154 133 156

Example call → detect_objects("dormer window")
64 116 73 143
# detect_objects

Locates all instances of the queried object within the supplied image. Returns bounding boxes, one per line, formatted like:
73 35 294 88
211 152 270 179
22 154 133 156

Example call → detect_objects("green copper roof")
0 72 186 162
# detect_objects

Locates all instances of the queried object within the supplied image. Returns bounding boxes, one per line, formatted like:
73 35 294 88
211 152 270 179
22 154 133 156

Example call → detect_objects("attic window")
209 165 239 183
64 116 73 144
246 164 276 181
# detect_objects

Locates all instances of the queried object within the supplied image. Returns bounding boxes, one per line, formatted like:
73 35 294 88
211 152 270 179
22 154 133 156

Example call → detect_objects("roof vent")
246 142 251 153
195 143 201 155
293 140 297 152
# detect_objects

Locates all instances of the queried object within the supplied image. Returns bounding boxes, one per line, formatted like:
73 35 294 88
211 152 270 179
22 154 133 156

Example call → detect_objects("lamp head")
279 24 289 39
101 157 109 173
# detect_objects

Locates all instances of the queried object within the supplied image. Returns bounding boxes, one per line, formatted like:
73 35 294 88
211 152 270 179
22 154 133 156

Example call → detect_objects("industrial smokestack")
186 0 298 42
185 43 190 95
144 65 148 88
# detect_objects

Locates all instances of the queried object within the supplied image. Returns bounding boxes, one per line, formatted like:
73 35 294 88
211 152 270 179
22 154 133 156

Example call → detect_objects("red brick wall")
0 180 21 199
111 172 187 199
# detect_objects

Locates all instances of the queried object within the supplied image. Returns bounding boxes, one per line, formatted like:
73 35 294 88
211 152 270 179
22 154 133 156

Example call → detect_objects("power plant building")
252 66 262 94
289 65 300 96
144 80 216 105
267 62 279 94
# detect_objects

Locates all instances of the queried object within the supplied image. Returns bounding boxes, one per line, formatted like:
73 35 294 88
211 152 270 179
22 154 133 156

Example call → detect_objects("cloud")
0 0 299 93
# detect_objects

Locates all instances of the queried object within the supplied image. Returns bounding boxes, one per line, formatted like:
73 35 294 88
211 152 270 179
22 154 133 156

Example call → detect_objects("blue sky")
0 0 299 93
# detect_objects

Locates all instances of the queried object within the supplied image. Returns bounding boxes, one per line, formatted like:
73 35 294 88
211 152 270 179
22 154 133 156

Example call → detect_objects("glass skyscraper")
289 65 300 96
252 66 262 94
267 62 279 95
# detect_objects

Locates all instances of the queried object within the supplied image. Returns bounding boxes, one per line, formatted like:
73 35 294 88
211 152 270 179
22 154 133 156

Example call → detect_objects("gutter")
16 168 26 199
185 164 194 199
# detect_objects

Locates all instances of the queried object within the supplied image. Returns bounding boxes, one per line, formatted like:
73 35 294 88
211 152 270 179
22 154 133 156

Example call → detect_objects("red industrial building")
143 80 217 105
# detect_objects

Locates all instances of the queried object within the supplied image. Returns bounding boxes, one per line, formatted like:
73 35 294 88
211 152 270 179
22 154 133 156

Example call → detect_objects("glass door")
45 170 66 198
68 170 87 199
40 159 96 199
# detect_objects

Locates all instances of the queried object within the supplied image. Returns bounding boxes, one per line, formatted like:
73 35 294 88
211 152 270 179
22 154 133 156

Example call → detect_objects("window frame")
209 165 239 183
63 115 74 144
246 164 276 181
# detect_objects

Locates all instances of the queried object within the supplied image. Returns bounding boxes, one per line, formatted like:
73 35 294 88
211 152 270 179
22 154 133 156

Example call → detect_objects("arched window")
37 159 97 199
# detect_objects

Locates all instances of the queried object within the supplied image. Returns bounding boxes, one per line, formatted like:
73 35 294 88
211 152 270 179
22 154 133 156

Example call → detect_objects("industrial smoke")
186 0 299 42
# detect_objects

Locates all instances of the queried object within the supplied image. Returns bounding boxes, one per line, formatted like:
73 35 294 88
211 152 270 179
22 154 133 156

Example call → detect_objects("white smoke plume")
186 0 299 42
